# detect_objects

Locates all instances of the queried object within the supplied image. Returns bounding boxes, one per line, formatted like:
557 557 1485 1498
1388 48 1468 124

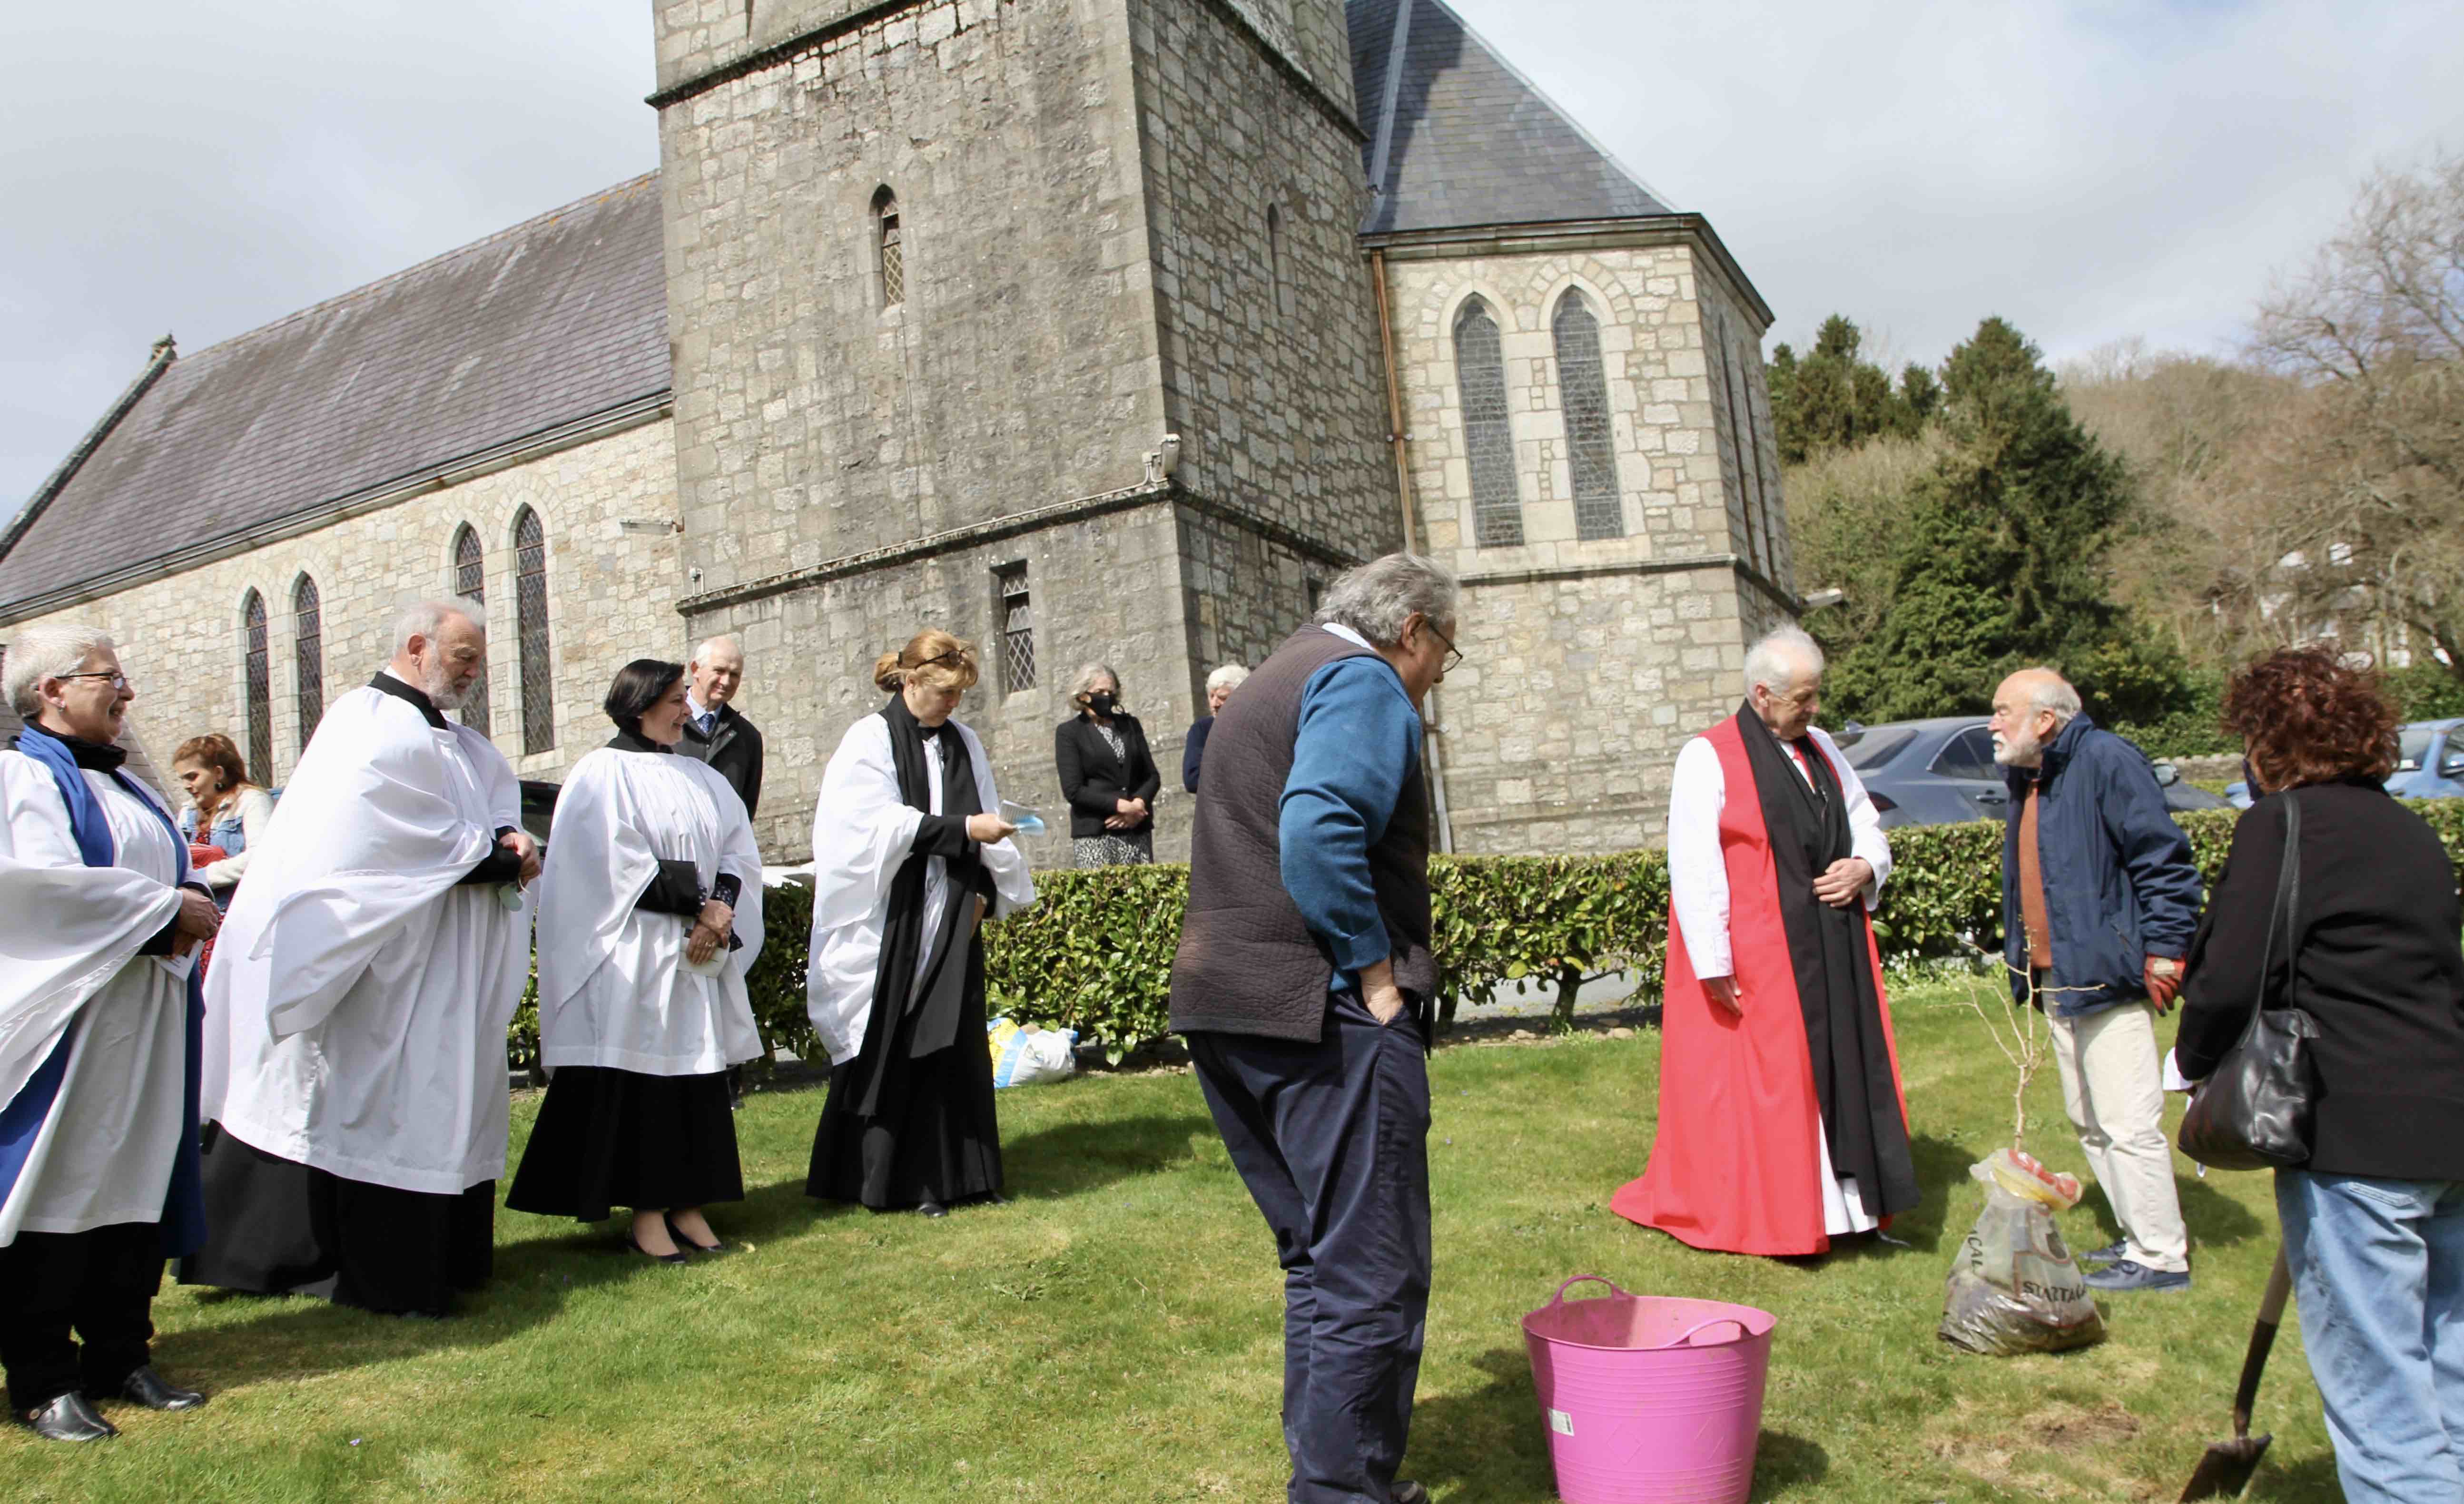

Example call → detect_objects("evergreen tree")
1820 318 2191 726
1768 315 1941 464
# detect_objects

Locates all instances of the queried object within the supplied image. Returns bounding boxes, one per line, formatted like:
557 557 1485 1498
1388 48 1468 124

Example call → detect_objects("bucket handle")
1655 1317 1748 1349
1545 1275 1631 1307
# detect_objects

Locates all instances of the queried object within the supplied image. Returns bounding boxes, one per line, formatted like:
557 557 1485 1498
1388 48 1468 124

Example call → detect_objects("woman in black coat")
2175 648 2464 1503
1054 663 1160 868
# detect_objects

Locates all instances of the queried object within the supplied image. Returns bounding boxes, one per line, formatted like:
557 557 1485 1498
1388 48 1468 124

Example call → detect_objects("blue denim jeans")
2276 1169 2464 1503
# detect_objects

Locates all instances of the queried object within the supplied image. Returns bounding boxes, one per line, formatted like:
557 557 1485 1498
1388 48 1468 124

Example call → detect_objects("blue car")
2227 717 2464 807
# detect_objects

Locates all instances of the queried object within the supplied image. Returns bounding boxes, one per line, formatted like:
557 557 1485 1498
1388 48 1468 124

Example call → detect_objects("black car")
1834 716 2229 829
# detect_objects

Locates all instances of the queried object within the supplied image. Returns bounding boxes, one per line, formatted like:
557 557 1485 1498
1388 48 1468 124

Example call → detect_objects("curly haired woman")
2176 647 2464 1503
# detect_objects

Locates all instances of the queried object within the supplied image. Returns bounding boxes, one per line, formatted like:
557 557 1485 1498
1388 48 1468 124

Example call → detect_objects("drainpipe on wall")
1372 247 1456 855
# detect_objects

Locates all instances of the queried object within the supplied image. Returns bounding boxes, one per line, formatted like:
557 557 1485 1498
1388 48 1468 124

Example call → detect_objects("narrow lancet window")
1455 299 1523 548
1553 293 1624 540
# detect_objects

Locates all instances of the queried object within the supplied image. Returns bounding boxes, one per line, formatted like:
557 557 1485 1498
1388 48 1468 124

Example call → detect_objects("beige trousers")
2045 1000 2190 1272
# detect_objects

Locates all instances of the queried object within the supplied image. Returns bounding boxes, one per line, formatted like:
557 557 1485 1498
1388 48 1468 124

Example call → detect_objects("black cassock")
1736 702 1921 1220
807 695 1003 1210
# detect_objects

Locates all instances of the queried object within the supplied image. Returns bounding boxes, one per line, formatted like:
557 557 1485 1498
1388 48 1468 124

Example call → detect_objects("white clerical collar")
1321 622 1372 651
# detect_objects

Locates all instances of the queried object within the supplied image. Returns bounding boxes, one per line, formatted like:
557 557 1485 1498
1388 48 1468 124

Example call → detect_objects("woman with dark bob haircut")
2175 647 2464 1501
507 659 766 1261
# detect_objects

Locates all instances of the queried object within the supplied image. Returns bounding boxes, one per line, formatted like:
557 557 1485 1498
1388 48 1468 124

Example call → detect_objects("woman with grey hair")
1055 662 1161 867
1183 663 1250 792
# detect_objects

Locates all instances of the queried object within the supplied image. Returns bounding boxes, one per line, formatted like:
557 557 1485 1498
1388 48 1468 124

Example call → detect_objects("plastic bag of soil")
1939 1150 2106 1356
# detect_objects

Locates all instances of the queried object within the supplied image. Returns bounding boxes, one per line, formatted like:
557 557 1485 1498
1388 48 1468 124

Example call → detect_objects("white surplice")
805 715 1035 1067
202 683 532 1196
1664 721 1895 1236
0 755 191 1245
534 747 766 1077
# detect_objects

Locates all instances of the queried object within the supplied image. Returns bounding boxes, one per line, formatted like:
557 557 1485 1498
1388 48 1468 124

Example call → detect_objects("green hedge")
509 800 2464 1066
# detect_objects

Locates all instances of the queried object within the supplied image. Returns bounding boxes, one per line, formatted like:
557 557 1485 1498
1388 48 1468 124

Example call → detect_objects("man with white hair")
1181 661 1249 792
1990 667 2199 1294
1 624 214 1439
180 597 539 1317
1614 626 1919 1257
1172 553 1457 1504
675 634 763 820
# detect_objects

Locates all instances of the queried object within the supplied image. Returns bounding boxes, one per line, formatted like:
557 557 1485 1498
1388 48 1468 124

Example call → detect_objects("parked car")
1833 716 2231 829
519 778 561 846
2227 718 2464 807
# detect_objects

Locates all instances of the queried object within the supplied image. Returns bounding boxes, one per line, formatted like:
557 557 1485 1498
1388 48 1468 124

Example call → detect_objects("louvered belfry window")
997 562 1035 692
1455 299 1523 548
242 590 272 783
292 575 324 752
876 189 904 309
1553 293 1625 540
514 507 555 753
452 524 491 736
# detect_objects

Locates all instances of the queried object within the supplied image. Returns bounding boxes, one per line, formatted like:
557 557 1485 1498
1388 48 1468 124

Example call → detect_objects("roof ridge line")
174 171 662 366
1420 0 1678 212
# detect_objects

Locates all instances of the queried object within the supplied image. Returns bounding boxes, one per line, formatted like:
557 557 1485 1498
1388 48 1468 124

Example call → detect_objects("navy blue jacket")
2000 713 2202 1016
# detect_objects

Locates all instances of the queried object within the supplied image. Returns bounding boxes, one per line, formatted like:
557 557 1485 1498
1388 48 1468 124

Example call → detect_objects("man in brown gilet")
1171 553 1459 1504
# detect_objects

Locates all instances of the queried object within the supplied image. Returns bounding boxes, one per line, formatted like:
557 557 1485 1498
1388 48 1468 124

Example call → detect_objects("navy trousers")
1187 994 1432 1504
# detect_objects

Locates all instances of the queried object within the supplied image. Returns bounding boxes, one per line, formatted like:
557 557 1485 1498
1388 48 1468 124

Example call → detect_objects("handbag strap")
2251 793 2301 1025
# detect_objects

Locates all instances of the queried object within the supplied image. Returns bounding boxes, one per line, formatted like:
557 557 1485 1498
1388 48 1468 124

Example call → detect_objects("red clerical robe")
1612 712 1913 1257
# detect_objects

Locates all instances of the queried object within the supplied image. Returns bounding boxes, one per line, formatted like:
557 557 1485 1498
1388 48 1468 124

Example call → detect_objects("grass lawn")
3 980 2341 1502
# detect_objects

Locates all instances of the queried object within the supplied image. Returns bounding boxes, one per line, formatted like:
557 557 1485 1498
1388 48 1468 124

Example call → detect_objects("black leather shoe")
916 1199 948 1219
108 1366 206 1411
24 1391 117 1441
665 1215 736 1255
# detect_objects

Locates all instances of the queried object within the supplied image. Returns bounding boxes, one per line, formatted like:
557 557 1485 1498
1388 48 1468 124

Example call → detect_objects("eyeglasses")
1425 620 1463 674
903 650 969 671
54 671 130 692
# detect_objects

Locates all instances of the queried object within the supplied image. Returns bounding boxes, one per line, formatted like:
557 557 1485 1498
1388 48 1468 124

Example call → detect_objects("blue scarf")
1 723 209 1256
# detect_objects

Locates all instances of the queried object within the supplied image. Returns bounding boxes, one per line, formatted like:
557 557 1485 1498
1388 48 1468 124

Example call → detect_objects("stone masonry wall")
1126 0 1392 558
654 0 1170 600
1380 236 1795 852
10 420 687 794
684 498 1204 864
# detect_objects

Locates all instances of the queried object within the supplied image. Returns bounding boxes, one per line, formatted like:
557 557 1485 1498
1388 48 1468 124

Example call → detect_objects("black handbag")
2177 794 2320 1171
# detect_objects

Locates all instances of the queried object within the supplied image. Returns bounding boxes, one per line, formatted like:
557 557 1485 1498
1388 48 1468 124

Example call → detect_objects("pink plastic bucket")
1521 1276 1776 1504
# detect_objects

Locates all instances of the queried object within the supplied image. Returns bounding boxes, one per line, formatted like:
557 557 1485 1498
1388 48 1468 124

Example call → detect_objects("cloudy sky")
4 0 2456 508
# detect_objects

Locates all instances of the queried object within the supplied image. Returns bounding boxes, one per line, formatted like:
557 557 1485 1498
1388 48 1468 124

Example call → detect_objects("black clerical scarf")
844 694 988 1116
1734 702 1920 1217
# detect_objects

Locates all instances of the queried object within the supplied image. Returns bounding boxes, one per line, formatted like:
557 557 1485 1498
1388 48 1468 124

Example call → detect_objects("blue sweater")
1278 654 1423 993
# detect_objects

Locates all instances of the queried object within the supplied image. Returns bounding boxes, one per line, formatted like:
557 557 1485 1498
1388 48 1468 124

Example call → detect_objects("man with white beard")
180 598 539 1317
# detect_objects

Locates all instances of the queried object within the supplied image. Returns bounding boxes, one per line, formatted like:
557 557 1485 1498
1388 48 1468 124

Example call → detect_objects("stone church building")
0 0 1796 862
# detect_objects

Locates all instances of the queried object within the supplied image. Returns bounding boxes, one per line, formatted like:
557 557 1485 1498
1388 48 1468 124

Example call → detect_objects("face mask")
1086 692 1117 716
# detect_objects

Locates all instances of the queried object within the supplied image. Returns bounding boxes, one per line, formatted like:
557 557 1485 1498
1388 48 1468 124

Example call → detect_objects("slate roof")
0 174 669 616
1349 0 1676 237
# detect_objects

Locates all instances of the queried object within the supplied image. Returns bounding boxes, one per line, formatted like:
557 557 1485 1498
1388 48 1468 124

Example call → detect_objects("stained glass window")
1455 299 1522 548
515 507 555 753
452 524 490 736
292 574 323 752
1553 293 1623 540
242 590 271 782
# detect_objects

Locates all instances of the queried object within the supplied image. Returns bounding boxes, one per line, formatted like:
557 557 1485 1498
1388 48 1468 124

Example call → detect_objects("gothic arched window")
241 590 272 783
291 574 324 752
874 187 904 309
1454 298 1522 548
452 523 491 736
1552 293 1624 540
514 506 555 753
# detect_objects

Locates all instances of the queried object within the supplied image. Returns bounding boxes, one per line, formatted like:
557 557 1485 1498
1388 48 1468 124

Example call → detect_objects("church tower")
648 0 1393 854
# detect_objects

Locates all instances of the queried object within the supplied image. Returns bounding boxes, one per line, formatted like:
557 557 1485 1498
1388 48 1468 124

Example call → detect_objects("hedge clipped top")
531 800 2464 1067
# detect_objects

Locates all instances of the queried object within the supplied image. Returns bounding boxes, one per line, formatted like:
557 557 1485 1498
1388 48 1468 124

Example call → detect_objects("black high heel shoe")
665 1215 735 1255
627 1231 689 1264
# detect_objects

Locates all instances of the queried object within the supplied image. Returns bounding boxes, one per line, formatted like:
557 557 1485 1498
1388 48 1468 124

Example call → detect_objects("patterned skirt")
1073 829 1155 868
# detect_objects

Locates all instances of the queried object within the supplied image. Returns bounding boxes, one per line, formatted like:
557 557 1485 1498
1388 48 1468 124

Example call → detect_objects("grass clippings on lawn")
2 982 2342 1502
